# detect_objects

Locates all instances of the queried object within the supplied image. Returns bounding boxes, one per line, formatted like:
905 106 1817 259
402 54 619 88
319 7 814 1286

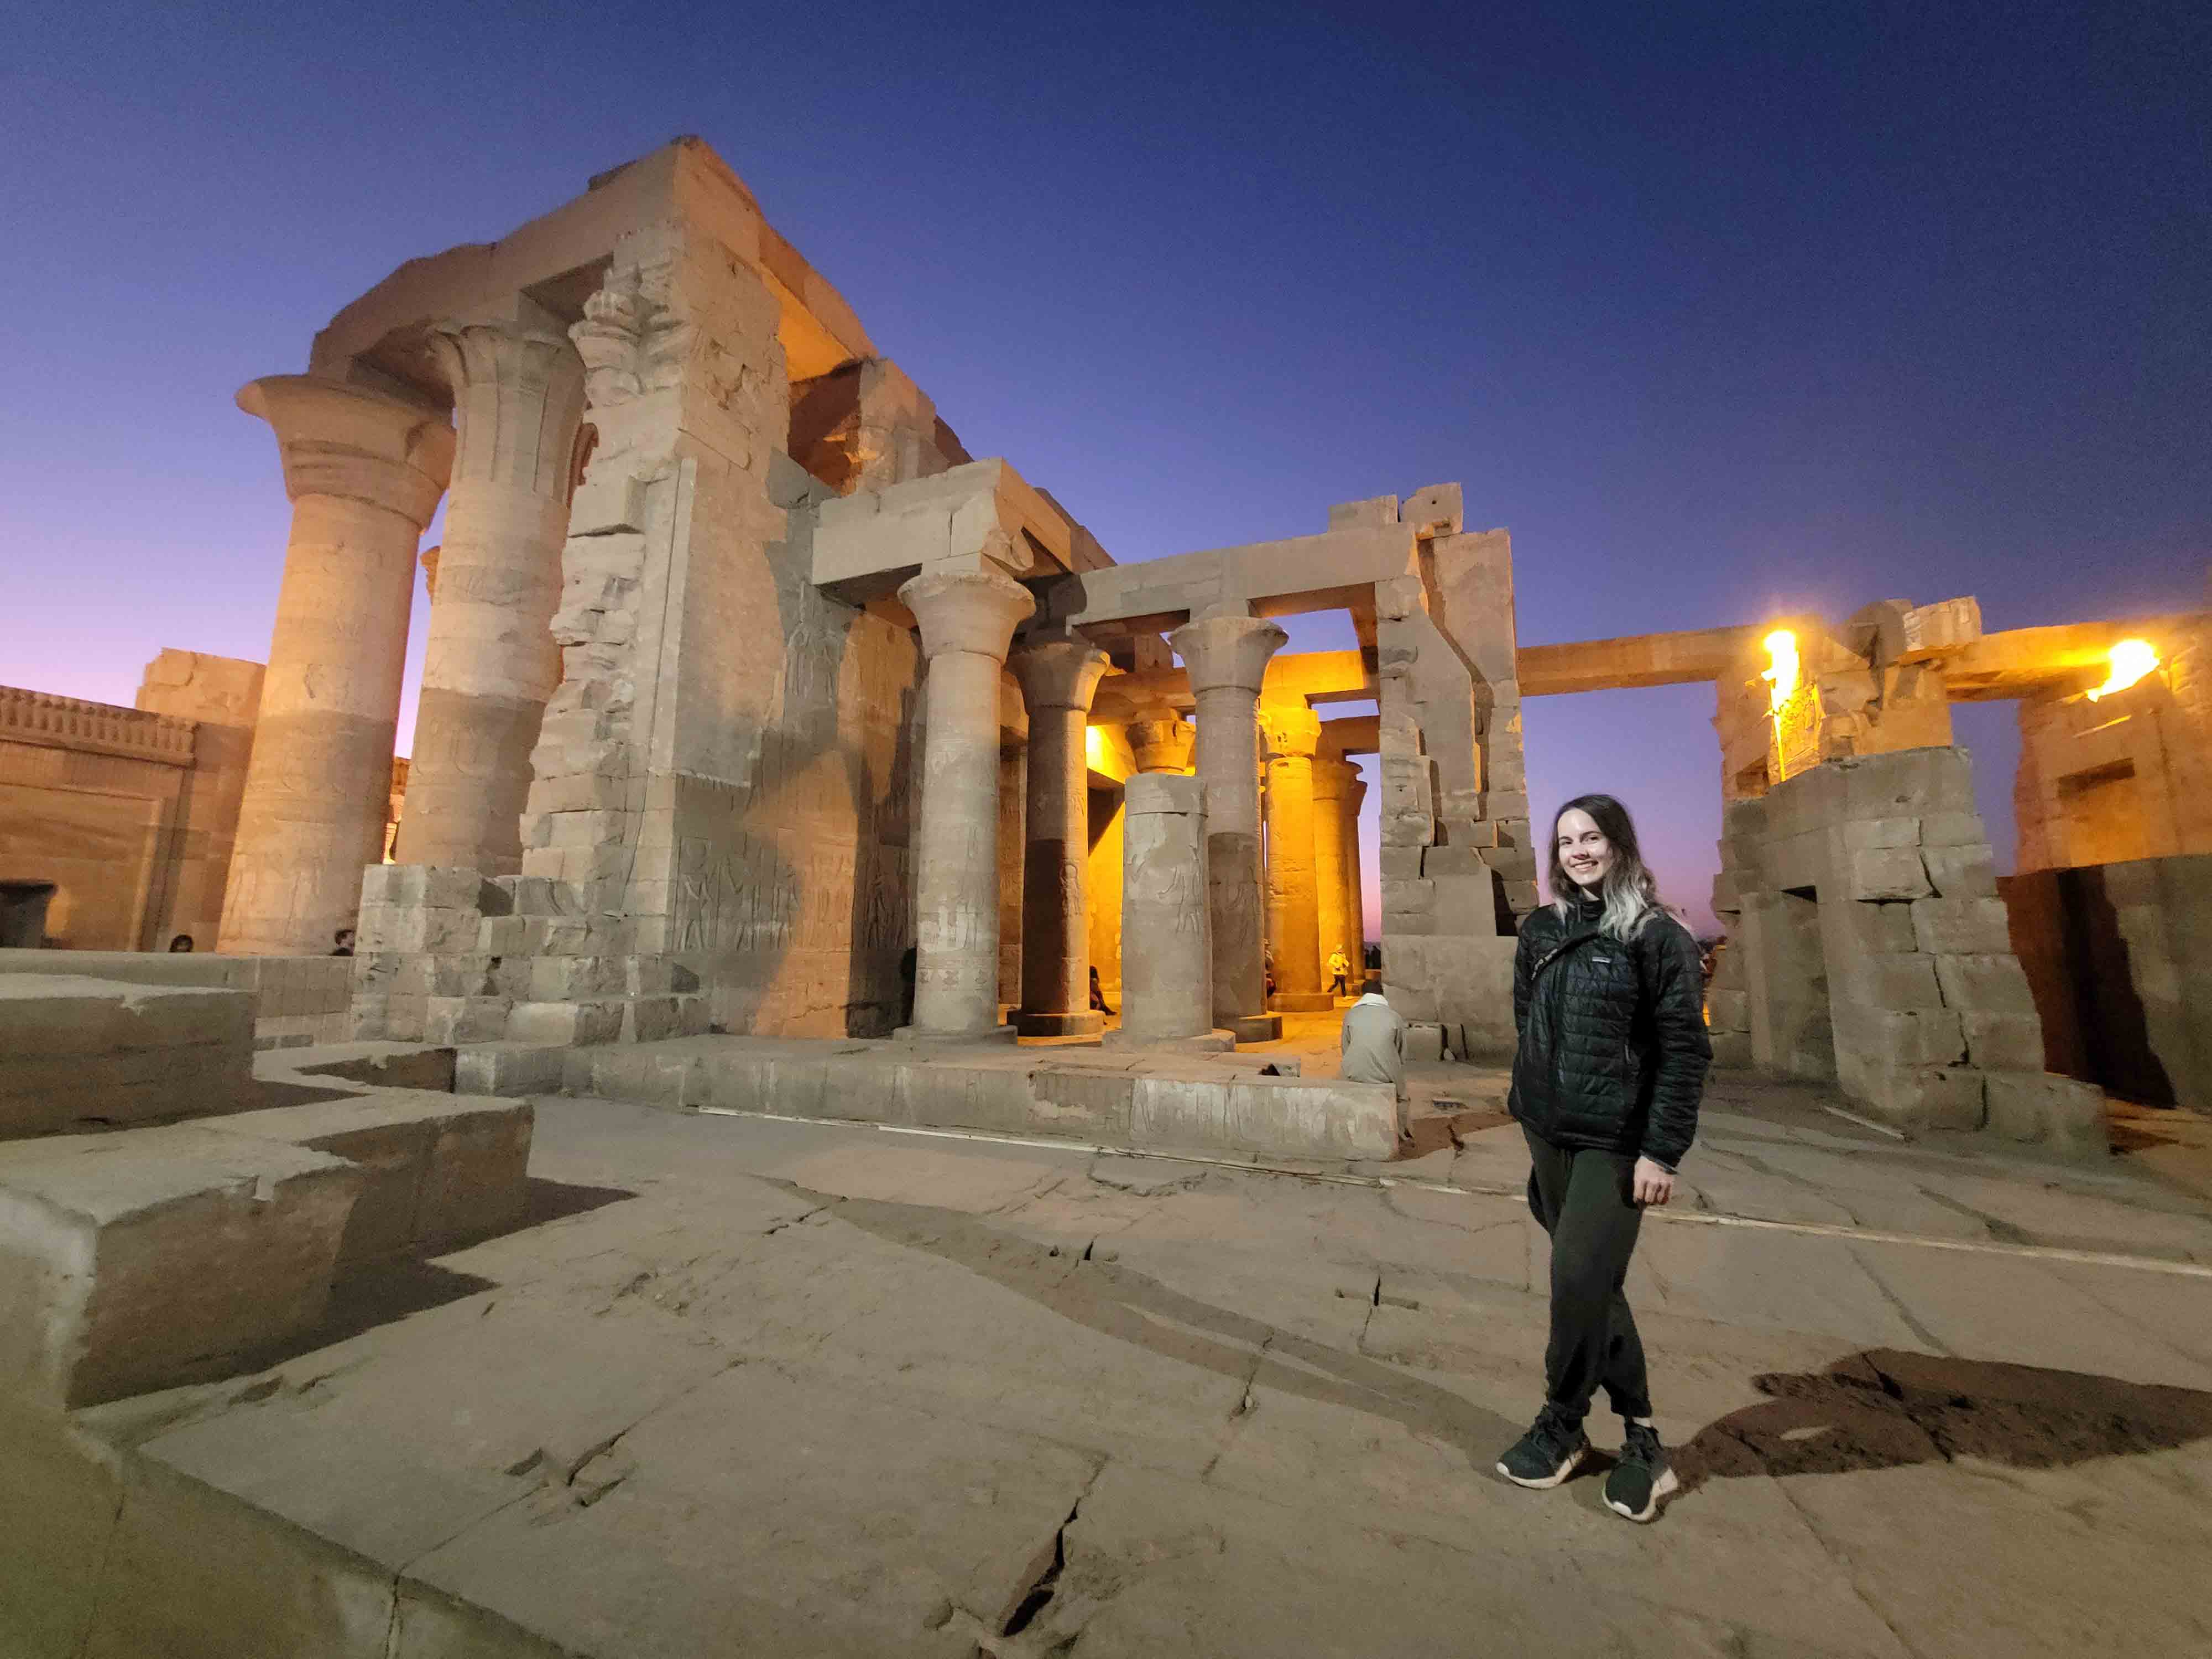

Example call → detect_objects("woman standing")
1495 794 1710 1522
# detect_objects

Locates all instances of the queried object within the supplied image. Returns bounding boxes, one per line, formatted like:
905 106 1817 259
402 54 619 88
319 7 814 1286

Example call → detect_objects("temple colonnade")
221 310 589 956
222 349 1371 1025
901 595 1373 1040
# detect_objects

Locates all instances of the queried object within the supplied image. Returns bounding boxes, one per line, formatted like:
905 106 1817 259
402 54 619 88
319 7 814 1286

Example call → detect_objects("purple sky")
8 3 2206 938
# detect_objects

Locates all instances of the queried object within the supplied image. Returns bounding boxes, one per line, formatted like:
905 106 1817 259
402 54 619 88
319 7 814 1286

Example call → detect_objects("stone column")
1169 609 1287 1042
1342 776 1369 973
1126 704 1196 775
395 315 586 874
996 744 1026 1017
1101 774 1231 1052
1011 636 1111 1037
900 567 1036 1035
1261 707 1333 1011
221 377 453 955
1312 755 1358 992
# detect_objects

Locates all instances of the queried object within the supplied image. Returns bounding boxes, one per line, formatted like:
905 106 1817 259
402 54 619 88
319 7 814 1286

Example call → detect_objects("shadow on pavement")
793 1181 1528 1474
1678 1347 2212 1490
520 1175 637 1226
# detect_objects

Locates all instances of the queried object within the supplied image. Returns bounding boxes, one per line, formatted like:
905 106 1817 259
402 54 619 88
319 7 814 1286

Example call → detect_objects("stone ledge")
210 1093 533 1267
579 1037 1396 1161
0 1125 362 1407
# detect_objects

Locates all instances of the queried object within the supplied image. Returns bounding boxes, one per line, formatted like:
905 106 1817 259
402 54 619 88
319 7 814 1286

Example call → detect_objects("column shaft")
1342 778 1369 971
901 568 1036 1035
1262 708 1331 1011
397 317 585 874
1103 773 1225 1050
1311 757 1357 988
221 377 452 955
996 745 1026 1015
1013 639 1110 1037
1171 613 1287 1043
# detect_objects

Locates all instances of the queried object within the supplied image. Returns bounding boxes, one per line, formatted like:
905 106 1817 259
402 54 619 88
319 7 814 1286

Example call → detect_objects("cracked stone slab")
127 1291 737 1569
1020 1460 1903 1658
1770 1452 2212 1659
1196 1372 1917 1658
1843 1243 2212 1390
401 1360 1101 1658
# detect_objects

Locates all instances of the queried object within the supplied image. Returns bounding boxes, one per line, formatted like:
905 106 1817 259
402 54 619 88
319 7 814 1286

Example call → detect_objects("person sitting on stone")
330 928 354 958
1338 977 1405 1104
1326 946 1351 998
1088 964 1115 1016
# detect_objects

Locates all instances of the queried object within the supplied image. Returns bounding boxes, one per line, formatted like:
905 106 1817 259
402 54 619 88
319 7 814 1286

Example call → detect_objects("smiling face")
1556 807 1614 894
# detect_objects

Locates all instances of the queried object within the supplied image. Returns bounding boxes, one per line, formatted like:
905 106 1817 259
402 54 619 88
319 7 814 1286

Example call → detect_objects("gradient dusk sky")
7 2 2206 935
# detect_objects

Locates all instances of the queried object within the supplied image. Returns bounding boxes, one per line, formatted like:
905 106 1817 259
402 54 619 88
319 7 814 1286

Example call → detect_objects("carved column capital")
1126 704 1197 775
236 375 453 526
1261 705 1323 762
1010 637 1110 716
428 319 588 498
900 567 1036 664
1170 612 1288 697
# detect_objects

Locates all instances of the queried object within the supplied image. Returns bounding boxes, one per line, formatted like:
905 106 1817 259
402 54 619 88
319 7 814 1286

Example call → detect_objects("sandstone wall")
1709 747 2103 1151
1373 500 1528 1058
2015 616 2211 873
356 204 925 1044
133 650 265 952
0 688 196 951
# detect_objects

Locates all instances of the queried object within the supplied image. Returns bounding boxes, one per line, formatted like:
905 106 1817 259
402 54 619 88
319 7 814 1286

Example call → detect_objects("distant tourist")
330 928 354 958
1088 964 1115 1016
167 933 194 953
1496 794 1709 1524
1338 977 1405 1110
1326 946 1350 998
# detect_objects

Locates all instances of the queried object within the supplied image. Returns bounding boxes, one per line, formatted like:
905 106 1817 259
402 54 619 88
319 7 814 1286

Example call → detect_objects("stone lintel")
814 457 1085 603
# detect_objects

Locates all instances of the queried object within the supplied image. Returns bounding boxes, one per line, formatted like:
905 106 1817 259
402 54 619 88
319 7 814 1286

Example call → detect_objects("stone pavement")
22 1077 2212 1658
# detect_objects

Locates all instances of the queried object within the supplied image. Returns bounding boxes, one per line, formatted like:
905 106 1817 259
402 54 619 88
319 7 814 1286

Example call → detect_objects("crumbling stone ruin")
2 134 2206 1155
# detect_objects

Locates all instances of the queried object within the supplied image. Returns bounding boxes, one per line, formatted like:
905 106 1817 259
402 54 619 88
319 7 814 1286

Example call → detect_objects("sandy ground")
38 1056 2212 1659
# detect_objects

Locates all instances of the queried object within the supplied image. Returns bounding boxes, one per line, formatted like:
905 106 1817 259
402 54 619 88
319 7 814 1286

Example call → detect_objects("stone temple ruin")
3 134 2209 1177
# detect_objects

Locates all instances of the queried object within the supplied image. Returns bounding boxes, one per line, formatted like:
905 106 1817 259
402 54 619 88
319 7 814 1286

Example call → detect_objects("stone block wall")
2015 615 2211 873
350 863 709 1046
1710 747 2104 1152
355 202 928 1048
2002 854 2212 1113
2103 854 2212 1112
133 650 265 952
1374 493 1532 1053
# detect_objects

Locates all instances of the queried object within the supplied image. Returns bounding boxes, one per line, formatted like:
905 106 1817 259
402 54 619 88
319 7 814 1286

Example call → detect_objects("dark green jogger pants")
1522 1125 1653 1428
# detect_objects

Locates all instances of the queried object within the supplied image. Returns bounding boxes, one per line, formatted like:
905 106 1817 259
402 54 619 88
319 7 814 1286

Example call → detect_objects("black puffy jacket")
1509 895 1710 1170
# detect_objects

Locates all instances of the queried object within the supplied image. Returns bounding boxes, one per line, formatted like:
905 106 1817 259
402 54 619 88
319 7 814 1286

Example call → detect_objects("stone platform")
562 1032 1402 1163
7 1084 2210 1657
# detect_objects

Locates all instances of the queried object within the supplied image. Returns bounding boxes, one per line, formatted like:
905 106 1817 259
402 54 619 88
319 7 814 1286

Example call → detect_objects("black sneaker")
1495 1405 1589 1488
1604 1421 1679 1522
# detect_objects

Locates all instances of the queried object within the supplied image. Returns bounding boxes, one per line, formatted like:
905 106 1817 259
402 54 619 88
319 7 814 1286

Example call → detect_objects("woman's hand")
1631 1156 1674 1207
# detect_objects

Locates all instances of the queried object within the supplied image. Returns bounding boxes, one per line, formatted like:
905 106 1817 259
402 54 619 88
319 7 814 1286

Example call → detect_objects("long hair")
1547 793 1662 941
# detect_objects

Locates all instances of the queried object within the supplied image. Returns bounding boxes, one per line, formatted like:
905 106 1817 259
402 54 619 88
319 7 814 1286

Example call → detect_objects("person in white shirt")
1338 977 1405 1098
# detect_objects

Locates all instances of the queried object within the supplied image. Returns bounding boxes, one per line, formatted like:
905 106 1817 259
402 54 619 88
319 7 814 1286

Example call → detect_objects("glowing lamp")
2085 639 2158 702
1760 630 1800 715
